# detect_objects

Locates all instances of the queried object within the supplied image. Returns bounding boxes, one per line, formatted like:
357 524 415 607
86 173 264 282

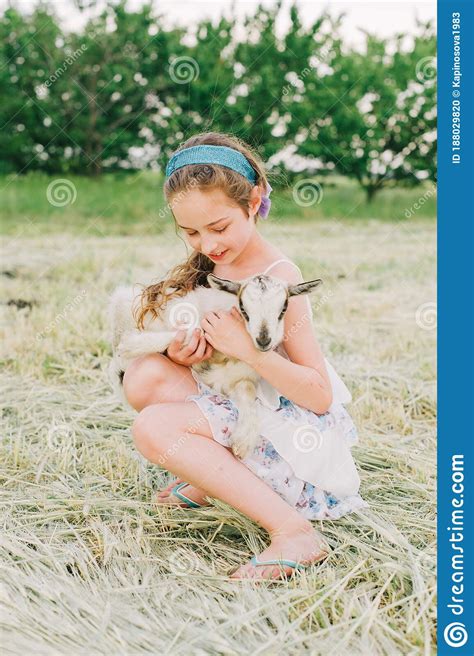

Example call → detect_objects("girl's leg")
123 353 213 506
132 401 330 580
122 352 199 411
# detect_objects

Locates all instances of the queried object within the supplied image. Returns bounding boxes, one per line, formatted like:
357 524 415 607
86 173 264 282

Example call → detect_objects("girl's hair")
135 132 269 329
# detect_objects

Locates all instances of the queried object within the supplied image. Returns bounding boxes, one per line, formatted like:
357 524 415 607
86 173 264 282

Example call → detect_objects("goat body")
108 273 323 459
108 284 260 458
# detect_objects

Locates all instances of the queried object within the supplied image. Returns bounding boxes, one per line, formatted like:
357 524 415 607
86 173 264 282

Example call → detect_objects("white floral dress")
185 260 369 521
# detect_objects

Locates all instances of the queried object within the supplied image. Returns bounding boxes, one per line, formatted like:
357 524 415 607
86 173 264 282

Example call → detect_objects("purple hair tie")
259 183 273 219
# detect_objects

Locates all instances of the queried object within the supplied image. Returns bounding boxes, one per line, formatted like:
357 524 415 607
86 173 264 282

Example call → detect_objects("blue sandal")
250 555 307 572
228 552 328 577
170 482 203 508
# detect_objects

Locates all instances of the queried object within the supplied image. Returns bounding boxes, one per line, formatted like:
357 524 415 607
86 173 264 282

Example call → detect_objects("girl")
124 132 368 581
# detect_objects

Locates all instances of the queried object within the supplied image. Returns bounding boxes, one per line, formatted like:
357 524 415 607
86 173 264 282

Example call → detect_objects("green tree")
53 1 184 175
216 2 333 180
149 12 237 171
293 22 436 200
0 1 185 175
0 6 65 173
0 0 436 192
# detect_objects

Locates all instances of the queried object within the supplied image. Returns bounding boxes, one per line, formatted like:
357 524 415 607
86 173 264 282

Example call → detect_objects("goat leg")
117 329 186 363
227 379 260 460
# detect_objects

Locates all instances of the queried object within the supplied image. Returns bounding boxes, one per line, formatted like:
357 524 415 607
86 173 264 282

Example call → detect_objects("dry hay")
0 219 436 655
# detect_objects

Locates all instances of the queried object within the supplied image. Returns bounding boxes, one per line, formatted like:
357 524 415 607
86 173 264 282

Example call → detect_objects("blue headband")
165 145 257 185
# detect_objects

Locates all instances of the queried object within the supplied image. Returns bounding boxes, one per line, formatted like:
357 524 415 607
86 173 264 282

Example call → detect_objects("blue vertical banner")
438 0 474 654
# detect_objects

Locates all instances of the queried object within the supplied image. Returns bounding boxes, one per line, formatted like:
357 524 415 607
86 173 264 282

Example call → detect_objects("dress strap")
261 258 302 276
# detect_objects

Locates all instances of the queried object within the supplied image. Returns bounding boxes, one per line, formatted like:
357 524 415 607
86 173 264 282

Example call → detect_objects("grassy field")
0 179 436 654
0 172 436 235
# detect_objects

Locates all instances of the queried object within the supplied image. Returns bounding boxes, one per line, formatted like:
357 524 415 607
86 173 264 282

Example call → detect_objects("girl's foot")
155 480 211 507
228 521 330 580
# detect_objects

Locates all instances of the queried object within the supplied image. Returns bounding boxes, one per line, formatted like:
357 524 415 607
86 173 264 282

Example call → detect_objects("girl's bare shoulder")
262 257 304 284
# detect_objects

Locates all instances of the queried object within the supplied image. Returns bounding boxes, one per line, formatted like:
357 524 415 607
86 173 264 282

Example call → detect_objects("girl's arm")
243 262 333 415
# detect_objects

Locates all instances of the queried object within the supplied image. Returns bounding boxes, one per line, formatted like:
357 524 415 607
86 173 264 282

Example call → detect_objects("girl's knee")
132 404 167 461
132 402 211 463
123 353 167 411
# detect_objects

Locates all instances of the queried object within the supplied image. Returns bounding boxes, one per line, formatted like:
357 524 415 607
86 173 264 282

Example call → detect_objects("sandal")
168 481 204 508
250 555 308 571
227 551 329 578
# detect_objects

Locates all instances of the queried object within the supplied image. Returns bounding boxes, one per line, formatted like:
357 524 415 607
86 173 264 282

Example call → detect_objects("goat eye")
238 301 249 320
278 301 288 321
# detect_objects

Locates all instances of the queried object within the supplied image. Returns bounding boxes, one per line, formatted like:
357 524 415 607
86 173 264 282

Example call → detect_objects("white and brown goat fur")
108 273 322 459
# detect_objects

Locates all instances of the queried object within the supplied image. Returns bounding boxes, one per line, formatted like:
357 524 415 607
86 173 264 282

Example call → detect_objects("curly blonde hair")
135 132 270 329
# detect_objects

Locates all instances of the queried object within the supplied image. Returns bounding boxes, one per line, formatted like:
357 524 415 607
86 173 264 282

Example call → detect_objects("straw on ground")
0 218 436 654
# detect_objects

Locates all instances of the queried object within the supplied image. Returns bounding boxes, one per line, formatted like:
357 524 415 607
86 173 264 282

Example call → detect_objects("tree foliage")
0 1 436 197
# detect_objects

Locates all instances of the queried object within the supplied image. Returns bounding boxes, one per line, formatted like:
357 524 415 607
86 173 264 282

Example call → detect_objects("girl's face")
171 187 261 264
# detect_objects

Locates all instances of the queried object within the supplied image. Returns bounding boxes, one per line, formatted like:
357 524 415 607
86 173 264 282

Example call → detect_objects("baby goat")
108 272 322 459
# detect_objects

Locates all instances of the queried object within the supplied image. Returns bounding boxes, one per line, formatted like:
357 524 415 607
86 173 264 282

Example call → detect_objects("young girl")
124 132 368 581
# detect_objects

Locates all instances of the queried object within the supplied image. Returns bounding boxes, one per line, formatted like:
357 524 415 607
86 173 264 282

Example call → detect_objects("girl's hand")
165 328 214 366
201 307 260 363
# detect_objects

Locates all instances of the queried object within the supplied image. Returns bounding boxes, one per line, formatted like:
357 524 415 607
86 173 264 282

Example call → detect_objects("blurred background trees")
0 0 436 199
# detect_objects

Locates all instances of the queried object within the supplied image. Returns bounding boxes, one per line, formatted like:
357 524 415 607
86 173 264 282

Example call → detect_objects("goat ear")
288 278 323 297
207 274 241 295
